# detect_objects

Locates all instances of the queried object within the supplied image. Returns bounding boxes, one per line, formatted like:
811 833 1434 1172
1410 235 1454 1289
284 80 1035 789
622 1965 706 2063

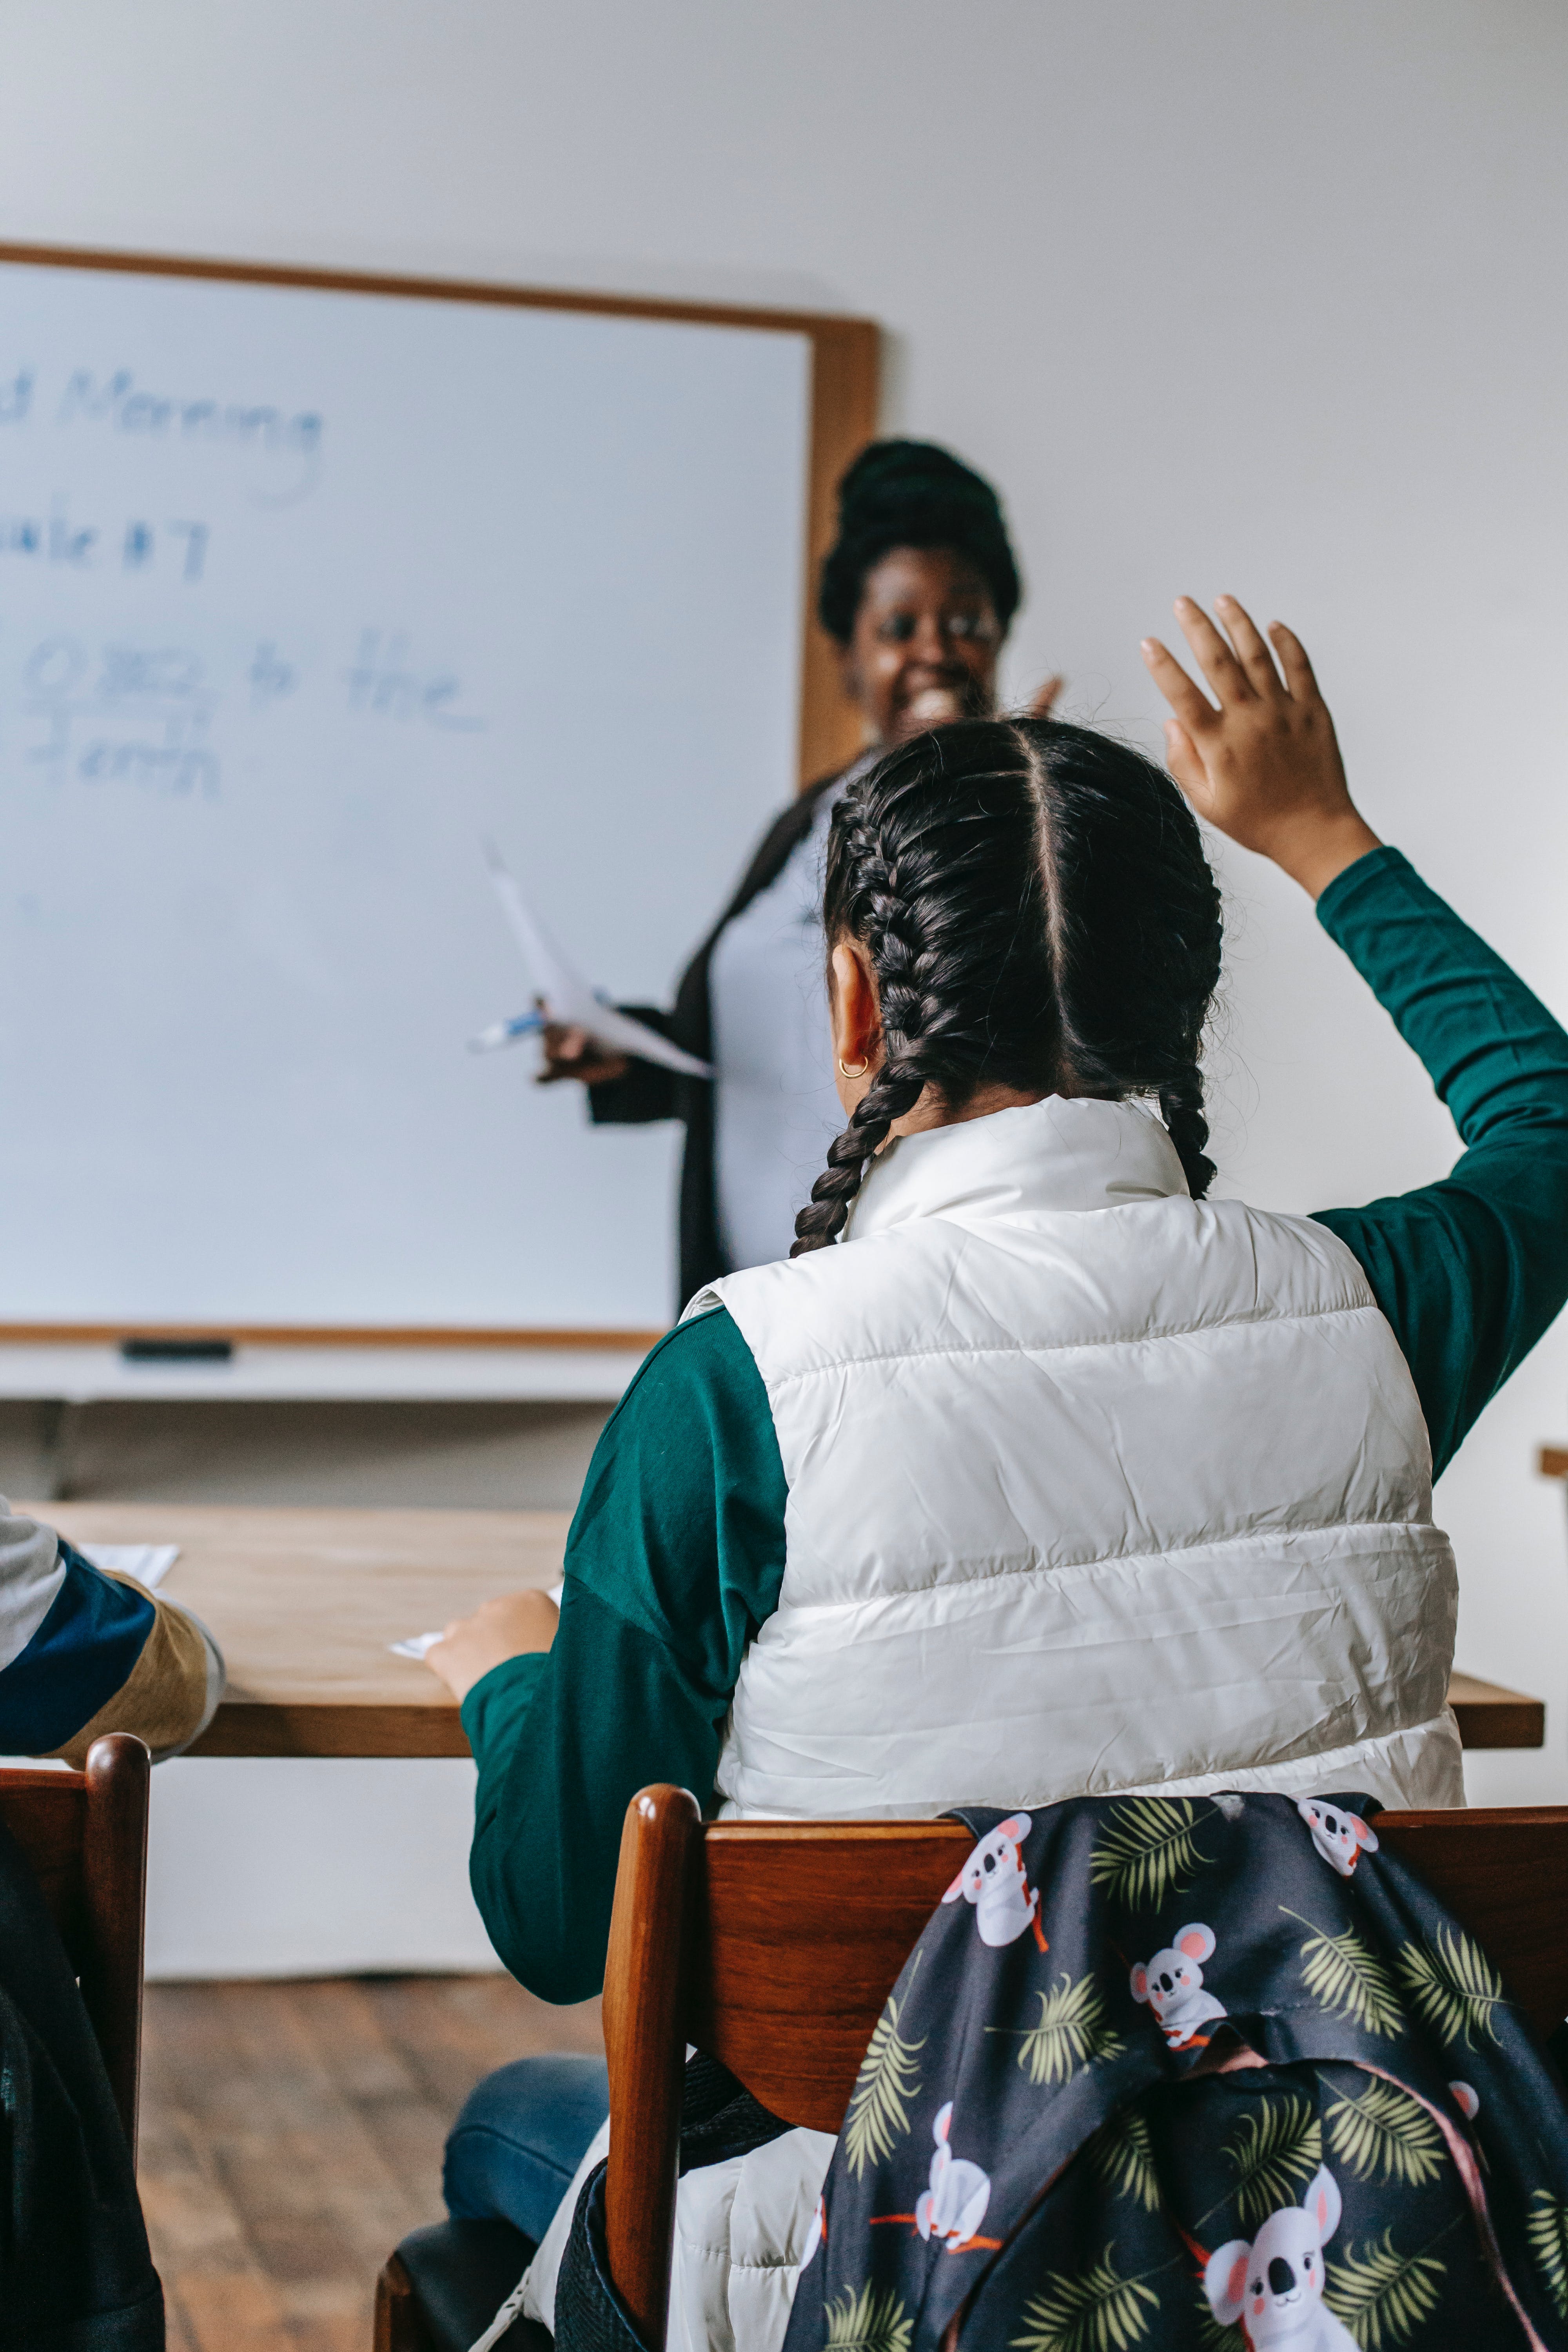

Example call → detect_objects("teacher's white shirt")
708 769 864 1274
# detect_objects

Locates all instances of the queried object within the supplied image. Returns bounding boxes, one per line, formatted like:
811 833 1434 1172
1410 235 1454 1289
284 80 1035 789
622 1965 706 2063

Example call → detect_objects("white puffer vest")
524 1097 1463 2352
696 1093 1463 1818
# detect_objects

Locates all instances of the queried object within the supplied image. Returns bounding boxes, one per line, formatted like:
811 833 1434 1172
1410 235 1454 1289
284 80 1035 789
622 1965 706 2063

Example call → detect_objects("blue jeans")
443 2054 611 2245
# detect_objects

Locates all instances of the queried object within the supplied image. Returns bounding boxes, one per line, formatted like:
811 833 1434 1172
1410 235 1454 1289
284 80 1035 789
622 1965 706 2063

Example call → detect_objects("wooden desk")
1447 1671 1545 1750
39 1502 569 1759
33 1503 1549 1758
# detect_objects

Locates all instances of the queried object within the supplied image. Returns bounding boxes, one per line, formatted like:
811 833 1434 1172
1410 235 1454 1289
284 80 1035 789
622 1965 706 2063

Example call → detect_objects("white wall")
3 2 1566 1967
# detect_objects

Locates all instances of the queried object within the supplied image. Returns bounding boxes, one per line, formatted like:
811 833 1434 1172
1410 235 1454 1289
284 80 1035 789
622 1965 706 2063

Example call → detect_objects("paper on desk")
390 1580 565 1661
78 1543 179 1590
475 842 712 1078
389 1630 444 1661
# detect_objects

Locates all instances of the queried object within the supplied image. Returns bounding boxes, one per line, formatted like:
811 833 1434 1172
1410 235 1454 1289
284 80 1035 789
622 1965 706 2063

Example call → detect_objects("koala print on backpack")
941 1814 1048 1950
1205 2165 1357 2348
1298 1798 1379 1878
1130 1923 1227 2049
914 2102 991 2251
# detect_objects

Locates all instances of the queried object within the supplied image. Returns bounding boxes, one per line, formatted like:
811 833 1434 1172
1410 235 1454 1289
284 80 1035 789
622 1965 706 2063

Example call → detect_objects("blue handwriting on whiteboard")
248 642 298 706
23 635 220 801
0 503 209 578
57 369 321 456
53 370 321 505
343 630 486 731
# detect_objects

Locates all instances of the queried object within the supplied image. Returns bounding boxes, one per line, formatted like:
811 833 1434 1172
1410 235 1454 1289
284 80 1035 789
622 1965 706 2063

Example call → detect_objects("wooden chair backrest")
602 1789 1568 2348
0 1735 151 2152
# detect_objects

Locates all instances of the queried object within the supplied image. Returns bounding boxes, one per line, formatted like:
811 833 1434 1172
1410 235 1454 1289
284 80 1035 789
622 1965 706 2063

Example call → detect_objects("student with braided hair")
786 711 1225 1250
428 597 1568 2285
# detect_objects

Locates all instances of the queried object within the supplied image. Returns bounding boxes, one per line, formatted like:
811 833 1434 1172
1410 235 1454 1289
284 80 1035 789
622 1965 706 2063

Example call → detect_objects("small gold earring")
838 1056 870 1079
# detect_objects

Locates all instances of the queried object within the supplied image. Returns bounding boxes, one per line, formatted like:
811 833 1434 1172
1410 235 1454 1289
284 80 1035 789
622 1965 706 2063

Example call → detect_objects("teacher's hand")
536 1021 631 1089
1140 595 1381 899
425 1590 559 1704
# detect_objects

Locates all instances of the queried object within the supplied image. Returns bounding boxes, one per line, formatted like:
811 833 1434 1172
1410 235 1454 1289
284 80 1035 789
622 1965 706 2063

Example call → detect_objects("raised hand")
1140 596 1381 898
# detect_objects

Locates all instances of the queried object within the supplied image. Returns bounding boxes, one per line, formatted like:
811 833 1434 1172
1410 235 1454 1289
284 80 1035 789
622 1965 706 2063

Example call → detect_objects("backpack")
786 1794 1568 2352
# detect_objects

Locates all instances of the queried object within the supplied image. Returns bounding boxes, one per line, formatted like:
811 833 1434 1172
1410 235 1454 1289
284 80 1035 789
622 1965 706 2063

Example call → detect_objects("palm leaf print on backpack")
1394 1927 1506 2051
1223 2095 1323 2229
1527 2189 1568 2318
824 2283 913 2352
991 1973 1123 2087
1324 2076 1443 2186
843 1972 926 2179
1088 2105 1161 2213
1281 1909 1403 2038
1323 2228 1445 2348
1089 1798 1210 1912
1010 2246 1160 2352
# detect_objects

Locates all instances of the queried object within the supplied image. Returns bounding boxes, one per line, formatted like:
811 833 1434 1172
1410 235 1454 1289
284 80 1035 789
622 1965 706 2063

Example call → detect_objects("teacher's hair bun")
817 438 1022 645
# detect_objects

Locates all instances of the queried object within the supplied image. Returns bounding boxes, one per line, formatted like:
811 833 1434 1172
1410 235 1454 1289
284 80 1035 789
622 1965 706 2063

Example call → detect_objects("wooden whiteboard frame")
0 242 879 1354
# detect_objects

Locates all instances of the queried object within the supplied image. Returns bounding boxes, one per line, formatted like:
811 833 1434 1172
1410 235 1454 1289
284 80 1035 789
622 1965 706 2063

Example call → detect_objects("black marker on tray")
119 1336 235 1362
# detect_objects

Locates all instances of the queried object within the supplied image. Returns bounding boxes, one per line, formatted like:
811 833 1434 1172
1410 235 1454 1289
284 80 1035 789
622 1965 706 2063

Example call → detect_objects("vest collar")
847 1094 1189 1239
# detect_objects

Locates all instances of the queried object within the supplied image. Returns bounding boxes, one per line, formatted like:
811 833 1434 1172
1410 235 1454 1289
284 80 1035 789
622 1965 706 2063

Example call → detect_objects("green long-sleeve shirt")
464 848 1568 2002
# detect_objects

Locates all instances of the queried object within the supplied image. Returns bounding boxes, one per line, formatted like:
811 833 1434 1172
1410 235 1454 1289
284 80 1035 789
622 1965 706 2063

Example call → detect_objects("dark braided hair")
791 717 1224 1254
817 440 1022 645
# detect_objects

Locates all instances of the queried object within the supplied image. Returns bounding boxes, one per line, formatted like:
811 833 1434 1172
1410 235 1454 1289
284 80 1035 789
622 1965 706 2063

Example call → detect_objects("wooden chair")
376 1791 1568 2352
0 1733 151 2152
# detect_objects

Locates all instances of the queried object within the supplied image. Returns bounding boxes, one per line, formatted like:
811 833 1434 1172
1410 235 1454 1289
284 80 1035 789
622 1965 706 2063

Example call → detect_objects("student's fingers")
425 1591 558 1699
1026 672 1065 717
423 1632 464 1696
1267 620 1323 705
1214 596 1284 697
1173 597 1258 707
1162 720 1212 810
1140 636 1219 735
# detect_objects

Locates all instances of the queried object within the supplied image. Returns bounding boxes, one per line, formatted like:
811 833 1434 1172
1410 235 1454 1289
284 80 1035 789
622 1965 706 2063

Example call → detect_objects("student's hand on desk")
425 1591 559 1704
1140 595 1382 899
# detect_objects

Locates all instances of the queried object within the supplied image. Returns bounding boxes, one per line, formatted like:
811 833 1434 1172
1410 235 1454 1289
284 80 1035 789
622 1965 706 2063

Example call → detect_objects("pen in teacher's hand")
467 1010 547 1054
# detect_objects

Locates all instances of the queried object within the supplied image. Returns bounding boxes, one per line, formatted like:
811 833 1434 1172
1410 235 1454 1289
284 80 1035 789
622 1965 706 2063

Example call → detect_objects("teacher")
541 438 1052 1310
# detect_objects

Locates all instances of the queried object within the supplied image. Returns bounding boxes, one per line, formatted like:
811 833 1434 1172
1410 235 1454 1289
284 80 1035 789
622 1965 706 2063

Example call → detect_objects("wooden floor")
141 1974 604 2352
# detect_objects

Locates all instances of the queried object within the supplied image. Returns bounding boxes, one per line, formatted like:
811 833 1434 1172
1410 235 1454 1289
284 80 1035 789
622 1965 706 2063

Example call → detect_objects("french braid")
791 717 1222 1255
789 799 961 1250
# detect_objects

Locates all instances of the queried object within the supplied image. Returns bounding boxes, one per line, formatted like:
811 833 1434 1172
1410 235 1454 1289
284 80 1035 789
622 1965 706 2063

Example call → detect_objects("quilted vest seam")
755 1297 1385 1387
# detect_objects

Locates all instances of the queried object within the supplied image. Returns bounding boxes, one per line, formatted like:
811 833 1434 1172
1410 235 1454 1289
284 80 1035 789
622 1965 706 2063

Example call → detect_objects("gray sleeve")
0 1496 66 1665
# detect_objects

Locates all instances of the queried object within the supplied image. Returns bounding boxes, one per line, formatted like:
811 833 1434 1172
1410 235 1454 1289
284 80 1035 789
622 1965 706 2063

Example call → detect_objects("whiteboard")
0 254 846 1332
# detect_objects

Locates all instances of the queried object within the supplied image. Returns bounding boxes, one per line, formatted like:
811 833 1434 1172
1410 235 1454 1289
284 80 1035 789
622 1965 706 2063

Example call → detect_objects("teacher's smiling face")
840 546 1004 748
